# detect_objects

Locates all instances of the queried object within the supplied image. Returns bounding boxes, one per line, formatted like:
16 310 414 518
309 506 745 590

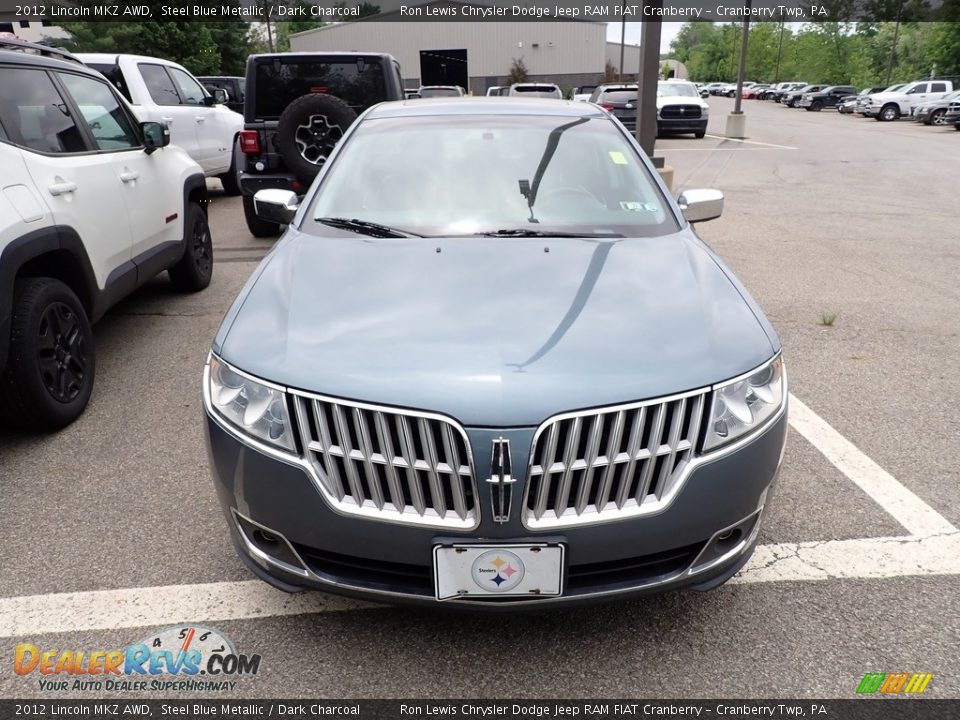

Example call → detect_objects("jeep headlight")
207 354 295 451
703 355 785 452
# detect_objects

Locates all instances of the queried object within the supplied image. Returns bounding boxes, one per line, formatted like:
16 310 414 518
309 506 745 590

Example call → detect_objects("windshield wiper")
317 217 425 238
475 229 623 238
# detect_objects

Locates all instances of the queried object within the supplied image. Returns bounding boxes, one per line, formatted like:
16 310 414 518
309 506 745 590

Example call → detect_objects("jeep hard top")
238 52 405 237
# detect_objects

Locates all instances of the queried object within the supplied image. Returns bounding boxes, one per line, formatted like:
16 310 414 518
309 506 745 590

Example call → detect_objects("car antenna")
518 116 590 224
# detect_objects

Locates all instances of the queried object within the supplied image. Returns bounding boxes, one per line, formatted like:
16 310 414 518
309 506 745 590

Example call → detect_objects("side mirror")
204 89 228 106
678 188 724 224
253 189 299 225
141 121 169 154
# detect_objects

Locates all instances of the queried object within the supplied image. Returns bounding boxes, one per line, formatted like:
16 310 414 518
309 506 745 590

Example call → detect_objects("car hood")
215 230 777 426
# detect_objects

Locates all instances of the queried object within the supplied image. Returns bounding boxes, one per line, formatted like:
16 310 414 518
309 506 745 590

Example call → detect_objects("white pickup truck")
862 79 955 121
77 53 243 193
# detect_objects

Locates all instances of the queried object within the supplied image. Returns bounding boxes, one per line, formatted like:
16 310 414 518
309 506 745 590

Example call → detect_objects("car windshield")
308 114 676 238
420 87 461 97
658 83 698 97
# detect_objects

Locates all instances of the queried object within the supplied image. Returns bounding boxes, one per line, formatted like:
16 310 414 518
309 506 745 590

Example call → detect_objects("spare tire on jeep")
276 93 358 183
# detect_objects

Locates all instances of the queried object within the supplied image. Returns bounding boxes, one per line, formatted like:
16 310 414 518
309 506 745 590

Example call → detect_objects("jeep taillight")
239 130 260 155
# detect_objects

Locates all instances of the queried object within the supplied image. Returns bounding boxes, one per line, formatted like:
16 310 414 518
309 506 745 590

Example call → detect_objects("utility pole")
774 20 784 84
636 10 662 164
725 8 750 138
619 5 626 81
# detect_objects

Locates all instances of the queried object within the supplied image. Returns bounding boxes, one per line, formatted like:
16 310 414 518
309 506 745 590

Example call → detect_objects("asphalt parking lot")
1 96 958 699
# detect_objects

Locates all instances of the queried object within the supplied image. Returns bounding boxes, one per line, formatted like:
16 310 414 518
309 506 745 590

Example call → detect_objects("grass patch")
820 312 839 327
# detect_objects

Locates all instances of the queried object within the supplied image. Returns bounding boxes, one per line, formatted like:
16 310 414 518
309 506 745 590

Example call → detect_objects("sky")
606 21 683 53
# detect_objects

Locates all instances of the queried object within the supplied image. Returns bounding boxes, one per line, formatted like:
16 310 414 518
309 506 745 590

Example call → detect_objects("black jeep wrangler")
238 52 405 237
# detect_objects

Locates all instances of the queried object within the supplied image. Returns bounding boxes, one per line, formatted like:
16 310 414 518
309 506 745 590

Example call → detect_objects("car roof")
248 52 397 62
367 97 607 119
76 52 189 69
0 48 106 77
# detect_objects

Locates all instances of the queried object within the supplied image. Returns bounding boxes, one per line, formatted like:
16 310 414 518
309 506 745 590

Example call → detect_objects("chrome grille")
524 389 708 529
291 393 478 528
661 105 702 119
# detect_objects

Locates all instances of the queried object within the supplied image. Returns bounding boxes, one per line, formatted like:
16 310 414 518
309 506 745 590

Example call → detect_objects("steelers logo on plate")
471 550 525 592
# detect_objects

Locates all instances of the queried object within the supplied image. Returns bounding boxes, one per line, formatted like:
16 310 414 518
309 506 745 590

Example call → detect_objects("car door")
0 65 132 290
168 66 234 175
137 62 200 165
55 69 181 263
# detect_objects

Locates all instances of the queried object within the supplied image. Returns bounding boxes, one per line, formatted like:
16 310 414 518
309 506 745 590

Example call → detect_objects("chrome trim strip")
231 509 311 579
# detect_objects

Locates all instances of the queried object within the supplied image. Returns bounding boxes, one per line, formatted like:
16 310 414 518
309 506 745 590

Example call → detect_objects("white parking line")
703 134 799 150
787 395 957 536
1 394 956 639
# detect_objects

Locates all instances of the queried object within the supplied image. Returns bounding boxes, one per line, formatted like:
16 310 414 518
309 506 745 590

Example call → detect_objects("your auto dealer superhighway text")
399 705 818 717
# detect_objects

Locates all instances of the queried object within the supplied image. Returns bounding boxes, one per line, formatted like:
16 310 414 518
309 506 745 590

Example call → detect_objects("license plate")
433 544 564 601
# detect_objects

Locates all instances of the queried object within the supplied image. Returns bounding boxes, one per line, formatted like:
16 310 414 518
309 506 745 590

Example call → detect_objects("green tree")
507 57 529 84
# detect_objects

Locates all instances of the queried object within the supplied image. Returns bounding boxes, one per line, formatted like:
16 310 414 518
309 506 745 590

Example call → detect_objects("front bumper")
204 397 787 610
657 118 708 135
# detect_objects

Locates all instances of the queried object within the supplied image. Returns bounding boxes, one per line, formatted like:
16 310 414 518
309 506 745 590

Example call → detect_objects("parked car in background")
854 84 905 114
783 84 826 107
863 79 955 121
942 99 960 128
838 87 885 114
572 85 596 101
236 51 405 237
418 85 465 98
725 82 756 98
197 75 244 114
658 80 709 138
742 84 770 99
207 97 787 609
508 83 562 99
590 83 639 129
78 53 243 194
912 90 960 125
0 39 212 430
798 85 857 111
486 85 506 97
772 83 807 102
703 82 726 95
405 89 421 99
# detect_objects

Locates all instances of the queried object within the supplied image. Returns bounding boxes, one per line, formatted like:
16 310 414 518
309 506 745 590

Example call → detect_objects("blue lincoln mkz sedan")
203 98 787 609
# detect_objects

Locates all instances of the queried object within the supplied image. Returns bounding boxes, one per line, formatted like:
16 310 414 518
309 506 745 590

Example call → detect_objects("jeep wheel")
243 194 281 238
219 140 242 196
276 94 358 184
879 104 900 122
0 278 95 431
169 202 213 292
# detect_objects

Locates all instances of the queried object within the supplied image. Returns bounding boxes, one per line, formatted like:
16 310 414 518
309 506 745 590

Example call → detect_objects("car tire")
219 140 242 196
929 109 946 126
168 202 213 292
243 194 281 238
879 104 900 122
0 278 95 431
811 101 822 111
694 129 706 138
276 93 358 184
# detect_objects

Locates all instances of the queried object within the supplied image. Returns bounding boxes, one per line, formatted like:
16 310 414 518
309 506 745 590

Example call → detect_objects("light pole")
619 6 626 81
725 9 750 138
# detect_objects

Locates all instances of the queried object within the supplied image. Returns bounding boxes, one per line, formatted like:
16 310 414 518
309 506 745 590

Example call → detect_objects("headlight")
207 354 295 451
703 355 785 452
701 105 709 116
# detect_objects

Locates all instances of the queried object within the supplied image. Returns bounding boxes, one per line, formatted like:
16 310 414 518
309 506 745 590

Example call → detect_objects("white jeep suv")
77 53 243 194
0 40 213 430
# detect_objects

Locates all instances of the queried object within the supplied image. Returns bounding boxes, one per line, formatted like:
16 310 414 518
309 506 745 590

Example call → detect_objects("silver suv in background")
508 83 562 99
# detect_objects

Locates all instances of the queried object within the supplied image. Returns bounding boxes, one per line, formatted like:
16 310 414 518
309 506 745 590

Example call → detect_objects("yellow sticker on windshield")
608 151 629 165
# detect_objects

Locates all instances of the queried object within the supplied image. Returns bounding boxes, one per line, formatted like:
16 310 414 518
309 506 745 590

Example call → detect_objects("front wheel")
879 104 900 122
811 101 822 111
169 202 213 292
694 129 706 138
930 109 946 126
243 194 281 238
0 278 95 431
